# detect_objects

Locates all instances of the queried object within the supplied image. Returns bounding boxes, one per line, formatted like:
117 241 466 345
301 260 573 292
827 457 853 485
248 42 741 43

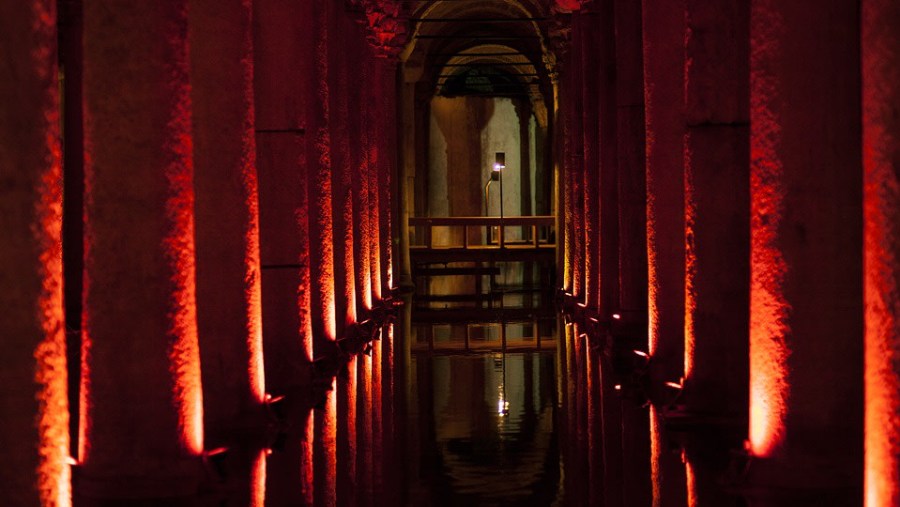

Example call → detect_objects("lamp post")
494 152 505 247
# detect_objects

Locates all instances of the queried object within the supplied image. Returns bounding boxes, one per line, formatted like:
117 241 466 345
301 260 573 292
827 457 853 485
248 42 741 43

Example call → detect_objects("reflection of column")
642 0 686 395
266 409 313 506
193 0 265 442
682 0 749 418
314 380 337 507
80 1 203 496
649 406 687 507
863 3 900 506
358 354 374 504
0 3 69 504
337 357 358 507
749 0 862 491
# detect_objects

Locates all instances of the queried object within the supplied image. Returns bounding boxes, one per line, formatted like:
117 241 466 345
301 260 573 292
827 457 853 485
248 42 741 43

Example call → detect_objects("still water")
405 319 561 506
72 300 777 506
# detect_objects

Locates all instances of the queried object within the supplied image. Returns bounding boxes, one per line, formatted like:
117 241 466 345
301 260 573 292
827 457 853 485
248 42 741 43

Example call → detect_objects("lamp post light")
492 152 505 247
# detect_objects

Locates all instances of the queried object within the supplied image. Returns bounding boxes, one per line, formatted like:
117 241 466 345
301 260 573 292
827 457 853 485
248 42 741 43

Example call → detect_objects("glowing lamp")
612 313 622 320
493 152 505 171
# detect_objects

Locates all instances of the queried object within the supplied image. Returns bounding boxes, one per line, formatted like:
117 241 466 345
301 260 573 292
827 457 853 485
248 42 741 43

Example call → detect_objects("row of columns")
0 0 401 504
559 0 900 501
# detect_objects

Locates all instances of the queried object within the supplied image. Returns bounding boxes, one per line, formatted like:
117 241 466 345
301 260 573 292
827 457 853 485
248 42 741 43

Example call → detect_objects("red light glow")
749 0 790 457
251 448 266 507
863 1 900 504
31 1 72 502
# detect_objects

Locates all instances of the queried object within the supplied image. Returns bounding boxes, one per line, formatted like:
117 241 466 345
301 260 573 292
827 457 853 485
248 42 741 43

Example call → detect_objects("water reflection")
75 301 818 506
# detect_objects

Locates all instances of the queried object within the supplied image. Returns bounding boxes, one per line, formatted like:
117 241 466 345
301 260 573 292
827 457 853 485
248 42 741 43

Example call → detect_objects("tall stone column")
596 0 619 315
348 23 372 315
0 2 70 505
193 0 266 444
642 0 686 394
253 0 316 394
681 0 750 419
379 59 400 296
80 1 203 497
311 0 338 346
749 0 863 493
863 2 900 505
364 55 382 303
330 11 358 333
580 10 601 310
569 15 586 301
615 0 647 319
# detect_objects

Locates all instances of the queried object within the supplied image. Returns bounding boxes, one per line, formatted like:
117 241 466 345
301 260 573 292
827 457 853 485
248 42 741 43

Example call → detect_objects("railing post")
463 225 468 249
425 220 432 249
533 224 539 248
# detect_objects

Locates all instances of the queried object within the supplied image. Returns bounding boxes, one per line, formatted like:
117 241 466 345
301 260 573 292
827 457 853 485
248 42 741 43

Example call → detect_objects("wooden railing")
408 215 555 250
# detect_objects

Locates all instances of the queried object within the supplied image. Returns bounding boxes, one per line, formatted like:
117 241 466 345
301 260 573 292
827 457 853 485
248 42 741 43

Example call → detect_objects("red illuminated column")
357 353 374 505
337 357 358 507
595 0 620 315
560 65 575 294
0 3 70 505
749 0 862 491
642 0 686 394
569 15 586 301
681 0 750 419
192 0 266 444
330 10 358 332
310 0 338 347
378 58 399 296
253 0 316 394
80 1 203 497
349 24 372 315
580 9 601 310
614 0 647 320
364 55 382 303
863 2 900 505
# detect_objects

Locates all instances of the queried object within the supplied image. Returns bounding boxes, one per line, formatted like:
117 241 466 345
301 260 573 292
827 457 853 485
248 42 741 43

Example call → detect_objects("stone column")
379 59 400 296
569 15 586 301
642 0 686 394
311 0 338 346
580 10 601 310
863 2 900 505
749 0 863 493
193 0 266 444
60 0 85 459
253 0 316 395
0 2 70 505
80 1 203 497
615 0 647 319
681 0 750 419
364 55 382 303
596 0 620 315
330 11 358 333
348 23 372 315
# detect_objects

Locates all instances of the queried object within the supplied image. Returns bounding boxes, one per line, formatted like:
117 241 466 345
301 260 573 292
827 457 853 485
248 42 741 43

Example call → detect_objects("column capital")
350 0 409 60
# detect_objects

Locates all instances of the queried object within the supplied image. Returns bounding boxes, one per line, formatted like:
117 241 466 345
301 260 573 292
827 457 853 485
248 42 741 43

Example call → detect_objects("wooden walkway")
408 215 556 267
